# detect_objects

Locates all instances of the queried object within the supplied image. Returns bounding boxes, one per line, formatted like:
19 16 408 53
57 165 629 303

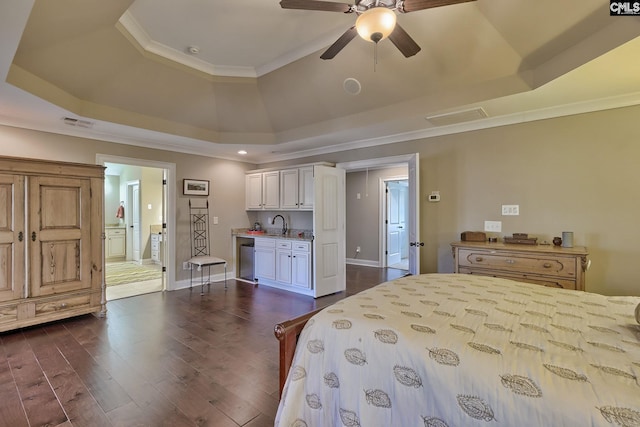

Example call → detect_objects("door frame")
380 177 408 269
96 154 176 291
337 153 420 275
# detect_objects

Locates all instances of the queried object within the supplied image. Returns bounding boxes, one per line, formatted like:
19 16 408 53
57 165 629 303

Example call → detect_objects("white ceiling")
1 0 640 164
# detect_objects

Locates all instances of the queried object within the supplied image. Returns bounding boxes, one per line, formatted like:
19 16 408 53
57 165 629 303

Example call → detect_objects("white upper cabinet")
298 166 314 210
280 166 314 210
280 169 299 209
246 171 280 210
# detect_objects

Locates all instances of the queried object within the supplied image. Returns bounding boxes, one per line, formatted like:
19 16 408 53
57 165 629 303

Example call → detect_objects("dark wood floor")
0 265 406 427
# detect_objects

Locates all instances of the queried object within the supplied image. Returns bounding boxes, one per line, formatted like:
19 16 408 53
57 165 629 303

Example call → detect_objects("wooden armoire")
0 155 104 332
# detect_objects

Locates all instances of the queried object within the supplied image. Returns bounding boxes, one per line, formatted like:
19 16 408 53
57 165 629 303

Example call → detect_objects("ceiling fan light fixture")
356 7 396 43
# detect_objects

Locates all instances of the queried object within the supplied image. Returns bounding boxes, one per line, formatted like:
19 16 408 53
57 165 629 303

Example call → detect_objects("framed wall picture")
183 179 209 196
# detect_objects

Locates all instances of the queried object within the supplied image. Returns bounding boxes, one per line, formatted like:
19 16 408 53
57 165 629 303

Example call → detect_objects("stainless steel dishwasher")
240 243 255 281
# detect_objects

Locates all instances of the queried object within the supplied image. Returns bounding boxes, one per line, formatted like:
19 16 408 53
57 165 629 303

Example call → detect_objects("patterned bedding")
275 274 640 427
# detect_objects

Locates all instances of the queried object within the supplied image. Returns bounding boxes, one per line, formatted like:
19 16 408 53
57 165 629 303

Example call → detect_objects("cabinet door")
292 251 311 288
246 173 263 209
29 176 92 297
107 229 126 259
254 246 276 281
280 169 299 209
276 249 292 284
0 174 25 302
262 171 280 209
298 166 314 210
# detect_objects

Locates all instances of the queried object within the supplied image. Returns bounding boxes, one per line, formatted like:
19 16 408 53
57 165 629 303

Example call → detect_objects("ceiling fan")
279 0 477 60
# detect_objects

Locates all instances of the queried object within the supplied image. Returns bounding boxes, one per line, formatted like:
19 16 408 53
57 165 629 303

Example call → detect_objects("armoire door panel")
29 176 91 297
0 174 25 302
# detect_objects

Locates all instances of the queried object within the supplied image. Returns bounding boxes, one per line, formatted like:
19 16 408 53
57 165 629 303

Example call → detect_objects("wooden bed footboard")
274 308 322 397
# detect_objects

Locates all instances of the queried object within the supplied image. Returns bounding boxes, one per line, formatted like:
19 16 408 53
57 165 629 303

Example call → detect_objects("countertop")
232 228 313 241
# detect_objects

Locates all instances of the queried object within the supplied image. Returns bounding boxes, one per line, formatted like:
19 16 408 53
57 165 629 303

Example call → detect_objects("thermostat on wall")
428 191 440 202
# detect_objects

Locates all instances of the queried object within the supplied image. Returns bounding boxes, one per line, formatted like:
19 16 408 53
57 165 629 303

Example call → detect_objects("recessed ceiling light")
237 150 247 155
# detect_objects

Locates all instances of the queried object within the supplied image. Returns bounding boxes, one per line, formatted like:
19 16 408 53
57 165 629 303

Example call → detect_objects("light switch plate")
501 205 519 215
484 220 502 232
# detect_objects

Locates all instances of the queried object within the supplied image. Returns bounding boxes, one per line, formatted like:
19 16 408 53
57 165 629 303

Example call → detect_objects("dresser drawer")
458 248 576 279
458 268 577 290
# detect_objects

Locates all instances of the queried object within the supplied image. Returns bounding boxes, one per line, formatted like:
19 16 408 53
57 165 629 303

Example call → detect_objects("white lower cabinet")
253 238 312 292
276 240 292 284
254 238 276 281
291 242 311 288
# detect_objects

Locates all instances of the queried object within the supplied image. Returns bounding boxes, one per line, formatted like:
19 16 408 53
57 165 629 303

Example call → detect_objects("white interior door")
386 181 402 266
128 181 141 262
386 180 409 268
408 153 421 275
313 165 346 297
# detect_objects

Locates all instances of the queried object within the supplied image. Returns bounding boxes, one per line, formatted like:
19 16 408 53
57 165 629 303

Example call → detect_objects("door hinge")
385 250 388 255
162 179 167 185
162 223 167 229
162 266 166 272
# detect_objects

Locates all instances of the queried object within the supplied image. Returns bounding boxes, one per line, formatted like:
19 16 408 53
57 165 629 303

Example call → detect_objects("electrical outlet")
356 246 361 253
182 261 191 270
213 216 219 224
484 221 502 232
502 205 519 216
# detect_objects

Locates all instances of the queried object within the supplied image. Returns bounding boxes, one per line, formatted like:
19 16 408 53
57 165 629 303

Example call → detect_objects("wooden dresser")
451 241 589 290
0 155 104 332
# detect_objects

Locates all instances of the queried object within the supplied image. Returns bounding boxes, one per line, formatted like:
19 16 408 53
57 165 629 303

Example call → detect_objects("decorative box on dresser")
0 155 104 332
451 241 589 290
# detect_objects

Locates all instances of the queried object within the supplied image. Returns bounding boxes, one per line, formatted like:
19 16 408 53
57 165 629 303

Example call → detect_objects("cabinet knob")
543 263 552 268
475 257 483 262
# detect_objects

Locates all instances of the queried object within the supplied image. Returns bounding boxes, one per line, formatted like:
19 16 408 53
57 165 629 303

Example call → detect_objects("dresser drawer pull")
543 263 552 268
475 257 483 262
505 259 515 264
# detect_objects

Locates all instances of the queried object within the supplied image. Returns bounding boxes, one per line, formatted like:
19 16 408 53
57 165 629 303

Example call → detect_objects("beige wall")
262 105 640 296
0 125 256 286
3 102 640 295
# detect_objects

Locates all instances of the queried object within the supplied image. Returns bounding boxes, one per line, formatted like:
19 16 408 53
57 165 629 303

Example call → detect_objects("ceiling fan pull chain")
374 42 378 72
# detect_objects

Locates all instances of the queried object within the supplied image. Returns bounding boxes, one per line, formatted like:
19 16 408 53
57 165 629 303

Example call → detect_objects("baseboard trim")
346 258 380 267
172 270 232 291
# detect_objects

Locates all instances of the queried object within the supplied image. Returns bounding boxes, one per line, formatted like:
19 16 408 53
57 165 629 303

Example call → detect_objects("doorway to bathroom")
97 154 176 300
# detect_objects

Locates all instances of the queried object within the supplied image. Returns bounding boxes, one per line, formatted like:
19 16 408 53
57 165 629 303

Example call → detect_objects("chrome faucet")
272 214 288 235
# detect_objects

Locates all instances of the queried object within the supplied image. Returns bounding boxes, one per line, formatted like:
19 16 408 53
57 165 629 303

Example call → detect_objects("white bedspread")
275 274 640 427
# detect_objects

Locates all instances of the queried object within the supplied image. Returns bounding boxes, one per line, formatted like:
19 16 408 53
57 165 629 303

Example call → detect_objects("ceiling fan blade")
279 0 353 13
388 23 421 57
400 0 476 13
320 26 358 59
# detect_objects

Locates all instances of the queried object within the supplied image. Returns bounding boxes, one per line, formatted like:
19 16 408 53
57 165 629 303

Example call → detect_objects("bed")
274 274 640 427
